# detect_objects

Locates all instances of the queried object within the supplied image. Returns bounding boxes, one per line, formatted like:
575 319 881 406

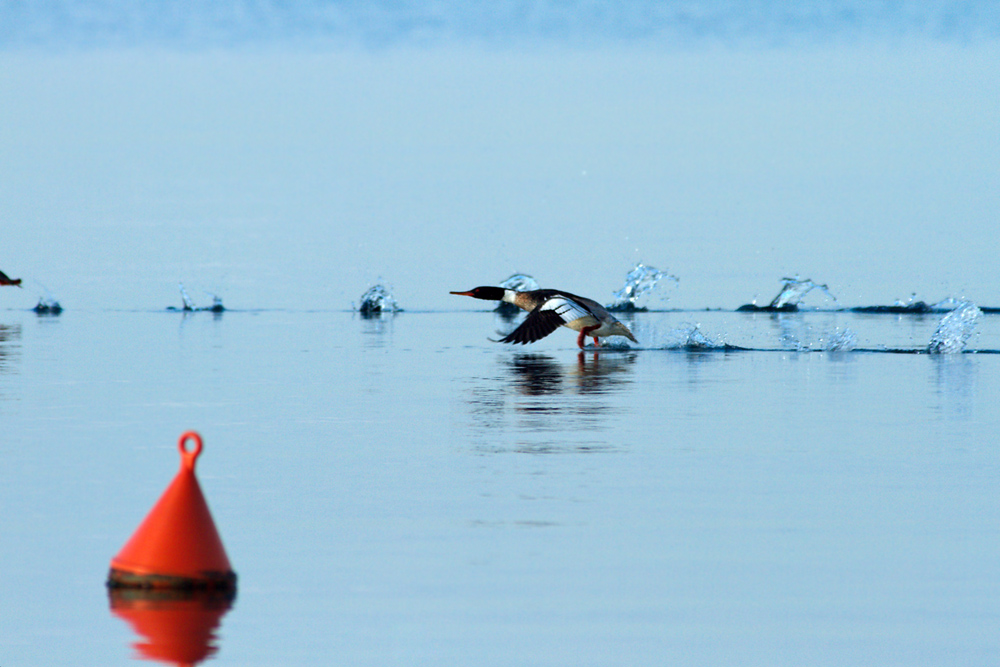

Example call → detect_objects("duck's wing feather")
500 296 592 345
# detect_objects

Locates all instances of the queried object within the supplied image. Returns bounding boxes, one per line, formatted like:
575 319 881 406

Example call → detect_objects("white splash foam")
357 284 401 314
822 328 857 351
769 276 837 309
609 263 677 309
928 301 981 354
500 274 540 292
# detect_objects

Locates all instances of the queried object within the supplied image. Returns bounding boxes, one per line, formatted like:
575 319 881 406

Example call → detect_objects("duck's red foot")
577 325 600 349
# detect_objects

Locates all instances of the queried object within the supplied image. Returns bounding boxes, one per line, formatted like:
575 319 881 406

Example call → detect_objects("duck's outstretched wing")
499 296 592 345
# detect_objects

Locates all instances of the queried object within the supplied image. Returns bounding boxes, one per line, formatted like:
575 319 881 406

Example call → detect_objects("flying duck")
0 269 22 287
451 286 637 349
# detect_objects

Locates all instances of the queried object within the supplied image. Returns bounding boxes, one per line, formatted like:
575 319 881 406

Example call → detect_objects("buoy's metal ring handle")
178 431 203 470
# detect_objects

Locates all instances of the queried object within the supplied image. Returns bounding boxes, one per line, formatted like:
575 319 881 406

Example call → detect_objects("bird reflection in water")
464 351 637 450
573 350 636 394
507 354 563 395
0 323 22 375
505 351 636 396
462 351 636 455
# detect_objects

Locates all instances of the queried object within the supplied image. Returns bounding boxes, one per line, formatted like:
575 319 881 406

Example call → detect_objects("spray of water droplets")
769 276 837 309
928 302 982 354
608 263 677 311
357 284 402 315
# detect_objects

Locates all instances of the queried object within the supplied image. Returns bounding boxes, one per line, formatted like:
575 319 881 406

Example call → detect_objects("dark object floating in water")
357 284 402 317
851 299 1000 315
738 300 1000 314
167 284 225 312
850 301 933 314
33 299 63 315
738 276 835 313
736 303 799 313
606 302 648 313
0 269 22 287
166 303 225 313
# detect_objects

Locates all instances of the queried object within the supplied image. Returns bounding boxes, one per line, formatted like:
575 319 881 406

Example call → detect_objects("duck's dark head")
450 286 506 301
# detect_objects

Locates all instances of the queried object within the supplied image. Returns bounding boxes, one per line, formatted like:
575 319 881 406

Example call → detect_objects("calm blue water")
3 2 1000 665
2 307 999 665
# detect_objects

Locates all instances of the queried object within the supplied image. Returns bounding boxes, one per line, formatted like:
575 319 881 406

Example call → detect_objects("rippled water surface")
2 307 999 665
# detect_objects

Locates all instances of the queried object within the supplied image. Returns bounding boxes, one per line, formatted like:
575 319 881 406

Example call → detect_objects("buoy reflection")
109 588 234 666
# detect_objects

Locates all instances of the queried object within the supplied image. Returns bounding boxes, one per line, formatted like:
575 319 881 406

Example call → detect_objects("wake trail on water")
456 266 997 354
628 302 988 354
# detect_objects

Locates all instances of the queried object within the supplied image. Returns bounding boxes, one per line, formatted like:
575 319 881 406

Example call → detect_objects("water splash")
357 284 401 316
608 263 677 311
169 283 225 312
929 296 970 311
769 276 837 309
33 284 62 315
499 274 540 293
928 302 981 354
33 296 63 315
662 323 728 350
179 283 196 311
892 293 925 309
821 328 857 352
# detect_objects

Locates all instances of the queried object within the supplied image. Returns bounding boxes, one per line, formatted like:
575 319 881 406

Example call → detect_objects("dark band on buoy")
107 568 237 591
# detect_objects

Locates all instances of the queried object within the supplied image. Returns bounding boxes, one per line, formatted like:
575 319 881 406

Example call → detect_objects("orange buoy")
108 431 236 591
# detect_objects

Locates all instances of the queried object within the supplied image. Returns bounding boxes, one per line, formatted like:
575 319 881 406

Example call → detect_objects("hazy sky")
2 3 999 311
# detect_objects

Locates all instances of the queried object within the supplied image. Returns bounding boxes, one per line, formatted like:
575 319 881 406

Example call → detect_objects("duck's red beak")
450 290 475 297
